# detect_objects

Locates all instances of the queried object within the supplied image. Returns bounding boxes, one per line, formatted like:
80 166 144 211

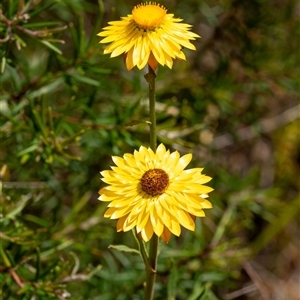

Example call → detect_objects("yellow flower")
97 2 200 70
98 144 213 243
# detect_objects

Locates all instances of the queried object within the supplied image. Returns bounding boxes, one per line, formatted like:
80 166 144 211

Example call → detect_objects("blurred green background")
1 0 299 299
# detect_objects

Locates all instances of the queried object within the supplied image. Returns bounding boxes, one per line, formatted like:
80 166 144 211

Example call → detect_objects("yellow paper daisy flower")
97 2 200 70
98 144 213 243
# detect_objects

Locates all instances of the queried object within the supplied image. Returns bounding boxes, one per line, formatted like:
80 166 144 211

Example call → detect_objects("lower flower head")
98 144 213 243
97 2 200 70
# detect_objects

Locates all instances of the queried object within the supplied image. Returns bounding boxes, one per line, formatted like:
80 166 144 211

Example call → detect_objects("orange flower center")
132 3 167 30
140 169 169 196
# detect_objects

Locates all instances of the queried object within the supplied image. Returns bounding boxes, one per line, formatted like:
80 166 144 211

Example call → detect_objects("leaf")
1 56 6 74
29 1 58 18
23 214 49 227
187 284 205 300
108 244 140 255
28 78 64 98
5 194 32 219
13 34 27 48
70 74 100 87
40 40 62 55
40 240 73 259
2 63 22 91
23 22 62 29
32 109 47 137
17 143 39 157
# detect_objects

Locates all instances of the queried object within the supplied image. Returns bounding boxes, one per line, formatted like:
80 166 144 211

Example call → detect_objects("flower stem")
145 234 158 300
144 65 158 300
145 65 157 151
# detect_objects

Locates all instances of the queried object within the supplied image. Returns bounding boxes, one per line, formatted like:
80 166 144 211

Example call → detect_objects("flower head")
98 144 213 243
97 2 200 70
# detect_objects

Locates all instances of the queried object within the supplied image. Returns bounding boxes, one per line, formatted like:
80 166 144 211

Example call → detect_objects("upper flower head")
97 2 200 71
98 144 213 243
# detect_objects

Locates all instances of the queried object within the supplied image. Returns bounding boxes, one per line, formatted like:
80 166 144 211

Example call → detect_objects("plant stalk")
146 65 157 151
144 65 158 300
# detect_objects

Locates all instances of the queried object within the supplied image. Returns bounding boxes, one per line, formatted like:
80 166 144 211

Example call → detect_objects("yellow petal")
116 215 127 232
156 143 167 160
136 210 150 232
125 47 135 70
123 215 137 231
177 210 195 231
170 153 192 178
169 216 181 236
140 219 154 241
149 205 164 236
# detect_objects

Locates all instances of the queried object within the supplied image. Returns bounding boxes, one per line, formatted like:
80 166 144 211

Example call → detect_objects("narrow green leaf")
1 56 6 74
187 284 205 300
3 63 22 91
86 264 103 279
40 40 62 55
23 214 49 227
29 0 58 18
210 203 237 247
17 144 39 157
28 78 64 98
23 22 62 29
13 34 26 48
6 194 32 219
32 109 47 137
40 240 73 259
71 74 100 87
12 99 29 115
108 244 140 255
0 243 12 267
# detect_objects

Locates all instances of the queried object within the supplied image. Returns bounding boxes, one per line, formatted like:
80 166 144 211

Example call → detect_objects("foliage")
1 0 299 299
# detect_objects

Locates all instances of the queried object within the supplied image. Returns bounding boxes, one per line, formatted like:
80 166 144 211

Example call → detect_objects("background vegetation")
1 0 299 299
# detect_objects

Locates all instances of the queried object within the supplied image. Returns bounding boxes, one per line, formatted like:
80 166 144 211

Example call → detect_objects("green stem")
145 235 158 300
145 65 157 151
144 65 158 300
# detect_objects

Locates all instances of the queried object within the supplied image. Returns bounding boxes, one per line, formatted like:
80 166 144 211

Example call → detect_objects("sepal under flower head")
98 2 200 70
98 144 213 243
